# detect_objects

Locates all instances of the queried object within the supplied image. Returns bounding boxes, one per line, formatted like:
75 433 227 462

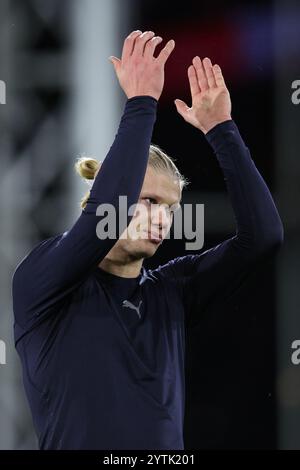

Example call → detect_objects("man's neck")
98 257 143 279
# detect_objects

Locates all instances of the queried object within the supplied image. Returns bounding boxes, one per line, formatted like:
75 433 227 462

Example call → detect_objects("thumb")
174 99 189 120
108 56 121 73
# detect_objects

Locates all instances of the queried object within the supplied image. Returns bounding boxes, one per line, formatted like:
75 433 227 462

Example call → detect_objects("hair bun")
75 157 100 180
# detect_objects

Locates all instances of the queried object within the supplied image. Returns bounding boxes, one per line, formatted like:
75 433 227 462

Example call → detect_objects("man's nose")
150 205 170 229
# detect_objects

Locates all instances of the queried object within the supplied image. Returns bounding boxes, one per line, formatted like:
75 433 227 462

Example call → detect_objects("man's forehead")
141 169 181 205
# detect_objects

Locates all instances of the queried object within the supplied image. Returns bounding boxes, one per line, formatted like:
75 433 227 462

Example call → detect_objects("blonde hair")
75 145 189 209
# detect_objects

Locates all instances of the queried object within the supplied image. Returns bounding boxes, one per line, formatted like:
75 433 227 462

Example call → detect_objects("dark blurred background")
0 0 299 450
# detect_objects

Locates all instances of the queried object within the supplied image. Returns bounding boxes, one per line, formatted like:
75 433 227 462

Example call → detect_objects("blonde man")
12 30 283 450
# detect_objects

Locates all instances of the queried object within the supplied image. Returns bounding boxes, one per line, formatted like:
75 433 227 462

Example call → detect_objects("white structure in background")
0 80 6 104
0 340 6 365
70 0 128 224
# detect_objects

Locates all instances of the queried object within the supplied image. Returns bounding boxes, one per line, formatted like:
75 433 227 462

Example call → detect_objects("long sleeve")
204 120 283 251
12 96 157 328
153 120 284 326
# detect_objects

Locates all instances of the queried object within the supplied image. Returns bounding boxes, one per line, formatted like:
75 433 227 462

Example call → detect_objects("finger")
121 30 142 62
188 65 200 98
213 63 226 87
108 56 121 74
174 99 189 120
202 57 217 88
192 56 208 91
156 39 175 66
132 31 155 56
144 35 163 59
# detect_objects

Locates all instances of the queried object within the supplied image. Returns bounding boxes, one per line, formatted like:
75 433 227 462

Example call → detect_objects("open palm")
175 57 232 134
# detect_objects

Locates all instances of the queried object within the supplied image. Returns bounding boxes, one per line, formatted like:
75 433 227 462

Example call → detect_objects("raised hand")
175 57 232 134
109 30 175 101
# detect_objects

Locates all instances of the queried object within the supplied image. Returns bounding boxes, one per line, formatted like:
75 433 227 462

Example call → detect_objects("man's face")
114 166 181 260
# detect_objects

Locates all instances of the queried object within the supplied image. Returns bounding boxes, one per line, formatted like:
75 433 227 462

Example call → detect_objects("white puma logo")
122 300 143 319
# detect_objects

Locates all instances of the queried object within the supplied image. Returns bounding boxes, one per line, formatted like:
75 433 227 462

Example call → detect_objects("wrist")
127 93 159 101
126 95 158 107
200 116 232 134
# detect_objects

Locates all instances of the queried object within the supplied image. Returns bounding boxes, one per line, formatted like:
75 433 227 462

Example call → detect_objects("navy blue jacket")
12 96 283 449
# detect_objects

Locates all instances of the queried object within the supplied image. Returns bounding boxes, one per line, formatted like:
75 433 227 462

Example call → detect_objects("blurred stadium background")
0 0 299 450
